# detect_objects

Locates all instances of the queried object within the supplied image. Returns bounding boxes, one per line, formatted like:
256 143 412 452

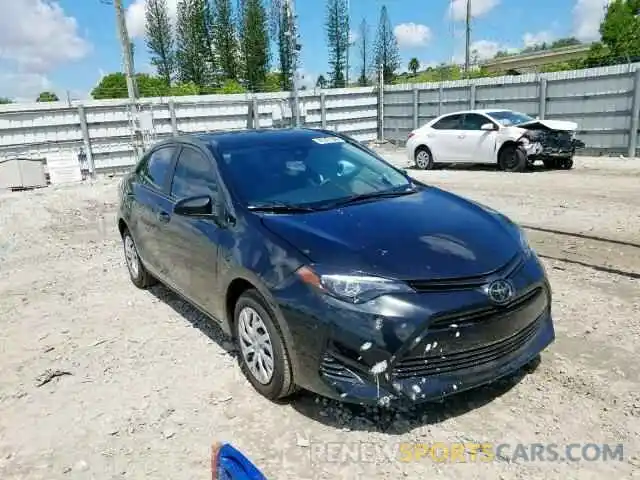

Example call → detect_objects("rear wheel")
498 144 528 172
234 289 296 401
414 146 434 170
122 229 156 289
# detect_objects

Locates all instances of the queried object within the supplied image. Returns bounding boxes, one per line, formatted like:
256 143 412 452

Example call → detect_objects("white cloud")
126 0 180 39
0 72 53 103
394 23 432 48
523 31 555 48
349 30 359 45
449 0 500 21
0 0 90 75
572 0 608 41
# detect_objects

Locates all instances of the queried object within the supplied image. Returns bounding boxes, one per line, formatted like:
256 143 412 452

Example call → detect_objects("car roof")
159 128 339 151
436 109 511 117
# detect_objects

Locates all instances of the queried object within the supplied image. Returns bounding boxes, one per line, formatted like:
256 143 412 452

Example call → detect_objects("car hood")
259 188 521 281
516 119 578 131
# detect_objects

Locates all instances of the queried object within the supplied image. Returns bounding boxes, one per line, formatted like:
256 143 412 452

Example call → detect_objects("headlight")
516 226 533 258
519 137 530 146
296 266 413 303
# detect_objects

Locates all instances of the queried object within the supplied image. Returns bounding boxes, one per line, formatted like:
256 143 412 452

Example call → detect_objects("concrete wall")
0 87 378 175
384 62 640 157
1 62 639 179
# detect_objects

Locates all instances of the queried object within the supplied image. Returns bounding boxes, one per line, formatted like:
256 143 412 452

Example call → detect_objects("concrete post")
438 84 444 116
628 69 640 159
538 78 548 120
168 100 178 135
252 97 260 129
320 92 327 128
77 105 95 178
412 86 419 130
470 84 477 110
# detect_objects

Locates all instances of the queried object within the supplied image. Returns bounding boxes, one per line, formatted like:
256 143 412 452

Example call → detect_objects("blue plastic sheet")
212 443 267 480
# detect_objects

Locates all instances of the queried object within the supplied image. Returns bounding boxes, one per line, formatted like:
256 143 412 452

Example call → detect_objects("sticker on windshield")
286 161 307 172
312 137 345 144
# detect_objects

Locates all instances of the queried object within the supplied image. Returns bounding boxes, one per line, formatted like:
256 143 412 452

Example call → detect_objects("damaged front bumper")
276 253 556 407
519 130 585 160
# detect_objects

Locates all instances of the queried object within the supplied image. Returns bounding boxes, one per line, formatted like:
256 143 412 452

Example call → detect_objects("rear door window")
431 114 463 130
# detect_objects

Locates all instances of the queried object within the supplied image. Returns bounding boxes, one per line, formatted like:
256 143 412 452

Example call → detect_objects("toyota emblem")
486 280 515 305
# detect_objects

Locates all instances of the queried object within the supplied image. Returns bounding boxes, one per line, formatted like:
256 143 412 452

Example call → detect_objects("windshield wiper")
324 185 418 208
247 202 318 213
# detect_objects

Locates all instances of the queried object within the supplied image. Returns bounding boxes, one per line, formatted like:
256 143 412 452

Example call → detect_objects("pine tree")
357 18 370 86
145 0 175 85
176 0 213 88
325 0 349 88
211 0 240 80
269 0 294 91
241 0 270 91
372 5 400 84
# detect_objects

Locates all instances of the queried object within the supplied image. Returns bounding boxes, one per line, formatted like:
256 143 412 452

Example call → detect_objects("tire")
543 158 558 169
558 157 574 170
414 146 434 170
234 289 296 401
498 144 528 172
122 228 156 289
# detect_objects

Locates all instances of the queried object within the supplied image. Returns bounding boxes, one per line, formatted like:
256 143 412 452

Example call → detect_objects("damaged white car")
406 109 585 172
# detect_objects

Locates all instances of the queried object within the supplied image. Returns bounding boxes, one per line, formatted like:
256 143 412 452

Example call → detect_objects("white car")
406 109 585 172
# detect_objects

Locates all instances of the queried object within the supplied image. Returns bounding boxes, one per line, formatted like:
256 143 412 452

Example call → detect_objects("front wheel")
558 157 574 170
234 289 296 401
498 144 528 172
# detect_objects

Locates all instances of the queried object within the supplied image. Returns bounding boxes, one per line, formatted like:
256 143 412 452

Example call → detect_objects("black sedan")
117 128 555 407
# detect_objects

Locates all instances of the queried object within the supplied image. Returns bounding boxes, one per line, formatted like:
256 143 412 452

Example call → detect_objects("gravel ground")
0 148 639 479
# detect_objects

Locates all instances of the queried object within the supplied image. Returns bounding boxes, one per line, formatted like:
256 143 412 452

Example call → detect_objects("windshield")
487 110 535 127
212 136 413 209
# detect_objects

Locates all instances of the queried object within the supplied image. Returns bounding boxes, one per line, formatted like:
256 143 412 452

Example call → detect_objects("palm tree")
408 58 420 77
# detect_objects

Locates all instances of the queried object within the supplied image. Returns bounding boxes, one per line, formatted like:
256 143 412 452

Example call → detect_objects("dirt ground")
0 147 639 479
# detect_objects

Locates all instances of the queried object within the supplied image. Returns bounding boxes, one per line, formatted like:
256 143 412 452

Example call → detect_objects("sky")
0 0 610 102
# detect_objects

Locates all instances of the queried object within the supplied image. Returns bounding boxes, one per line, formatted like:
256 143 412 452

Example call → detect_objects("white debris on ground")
0 152 639 479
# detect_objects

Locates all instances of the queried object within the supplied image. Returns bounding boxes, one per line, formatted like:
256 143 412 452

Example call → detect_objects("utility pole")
284 0 301 127
464 0 471 77
114 0 144 157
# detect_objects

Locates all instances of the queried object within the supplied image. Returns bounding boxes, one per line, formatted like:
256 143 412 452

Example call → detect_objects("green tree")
357 18 370 86
170 81 201 96
372 5 400 84
325 0 349 88
408 58 420 76
599 0 640 62
241 0 270 91
37 91 59 102
269 0 295 91
316 74 327 88
211 0 240 80
91 73 171 99
0 97 13 104
262 72 282 92
145 0 175 86
176 0 213 88
550 37 581 49
217 79 247 93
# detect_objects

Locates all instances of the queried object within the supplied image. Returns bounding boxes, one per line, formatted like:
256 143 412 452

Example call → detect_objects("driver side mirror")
481 123 498 131
174 194 217 217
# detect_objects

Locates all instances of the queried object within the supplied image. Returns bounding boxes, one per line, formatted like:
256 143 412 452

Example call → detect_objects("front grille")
392 317 541 379
319 354 363 384
428 287 543 329
407 254 524 292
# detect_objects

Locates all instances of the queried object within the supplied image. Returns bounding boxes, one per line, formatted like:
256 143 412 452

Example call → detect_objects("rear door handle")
157 211 170 223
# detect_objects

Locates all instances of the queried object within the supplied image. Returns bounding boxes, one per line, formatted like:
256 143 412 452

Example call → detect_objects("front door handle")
458 134 466 139
157 211 170 223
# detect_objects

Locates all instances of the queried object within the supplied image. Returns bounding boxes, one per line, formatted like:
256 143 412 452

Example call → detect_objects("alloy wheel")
237 306 275 385
416 150 431 169
124 234 140 279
